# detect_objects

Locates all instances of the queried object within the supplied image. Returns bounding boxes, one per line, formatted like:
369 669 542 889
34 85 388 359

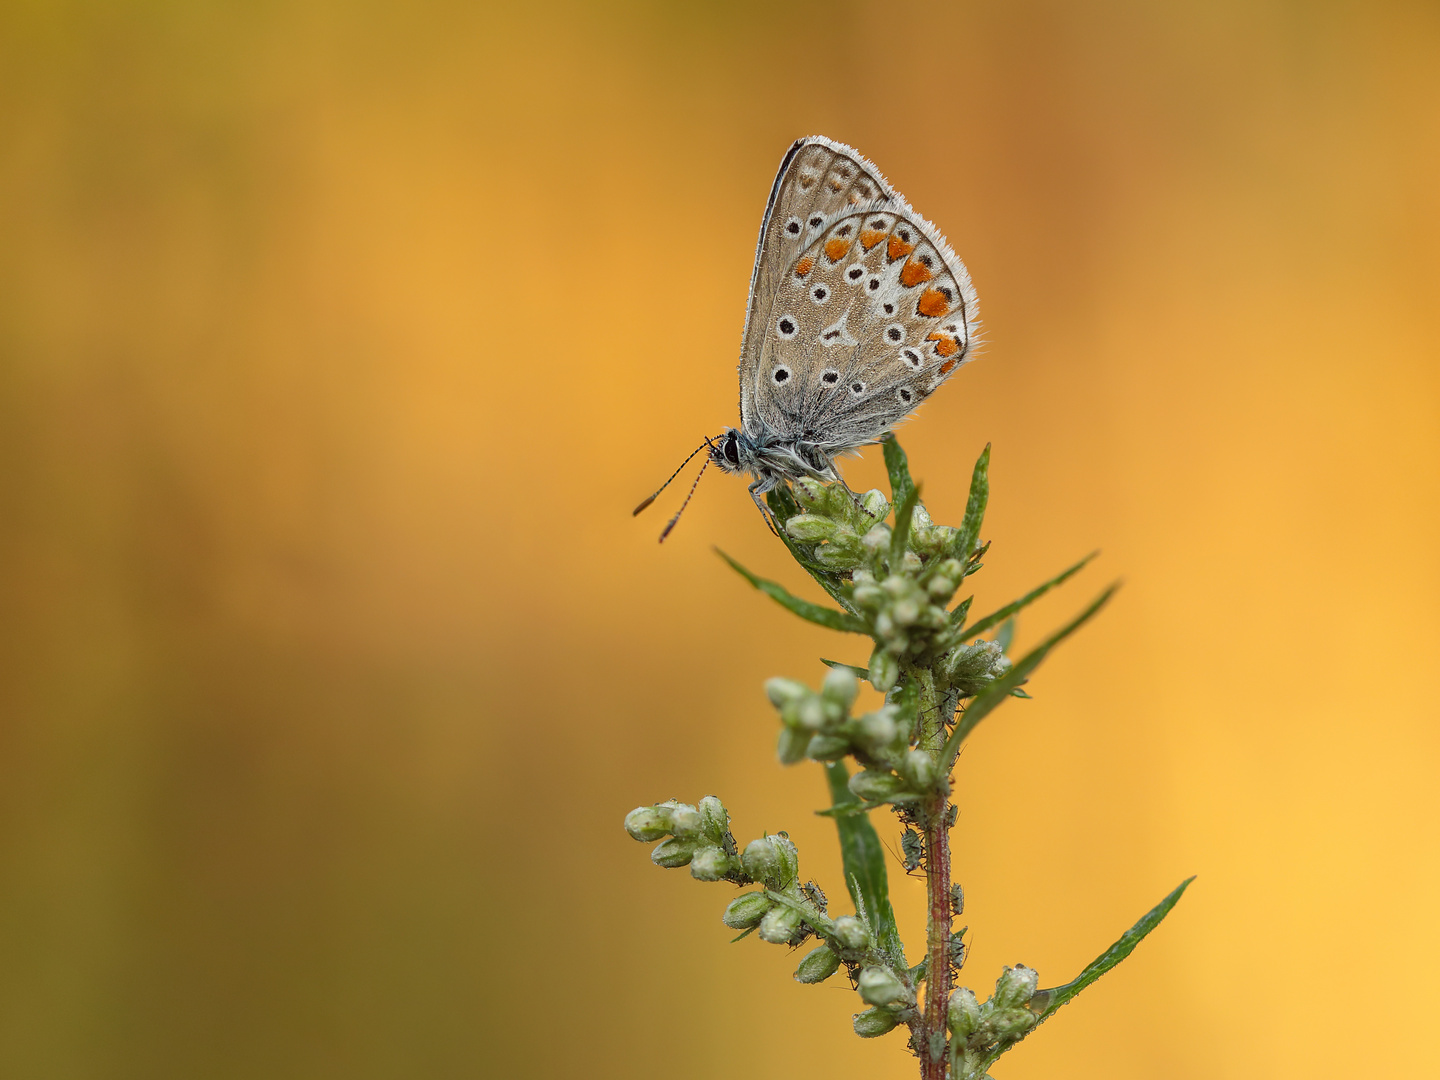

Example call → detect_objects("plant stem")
912 666 954 1079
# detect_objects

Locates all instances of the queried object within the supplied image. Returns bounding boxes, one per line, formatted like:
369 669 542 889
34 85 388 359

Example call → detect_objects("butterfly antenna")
633 440 711 516
657 456 713 543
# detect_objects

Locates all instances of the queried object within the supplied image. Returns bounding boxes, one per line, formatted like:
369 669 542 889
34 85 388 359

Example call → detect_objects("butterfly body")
637 136 979 537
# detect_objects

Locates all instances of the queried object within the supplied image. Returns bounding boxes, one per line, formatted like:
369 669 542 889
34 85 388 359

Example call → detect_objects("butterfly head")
708 429 748 476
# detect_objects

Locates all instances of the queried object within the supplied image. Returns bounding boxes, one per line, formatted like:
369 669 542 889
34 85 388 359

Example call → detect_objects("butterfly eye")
901 348 923 370
897 387 914 405
847 266 865 281
885 323 905 343
783 216 803 236
821 369 840 387
772 366 791 384
776 315 798 338
811 285 829 304
849 380 866 396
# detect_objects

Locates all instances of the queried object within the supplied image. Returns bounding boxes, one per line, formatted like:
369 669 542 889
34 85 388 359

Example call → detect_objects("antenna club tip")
633 495 656 516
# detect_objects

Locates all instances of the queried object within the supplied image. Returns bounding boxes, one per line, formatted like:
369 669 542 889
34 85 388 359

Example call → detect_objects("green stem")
911 665 954 1080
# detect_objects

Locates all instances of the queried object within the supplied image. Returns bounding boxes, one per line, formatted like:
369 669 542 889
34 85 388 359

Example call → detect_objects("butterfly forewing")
738 137 978 451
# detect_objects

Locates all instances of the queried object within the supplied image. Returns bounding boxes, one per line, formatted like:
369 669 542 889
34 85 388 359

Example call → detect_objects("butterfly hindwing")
737 137 978 451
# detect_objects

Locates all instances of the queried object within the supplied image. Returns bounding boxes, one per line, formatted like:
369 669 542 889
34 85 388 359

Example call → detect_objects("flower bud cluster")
622 796 744 883
766 666 913 762
947 964 1042 1072
945 638 1012 697
782 479 892 570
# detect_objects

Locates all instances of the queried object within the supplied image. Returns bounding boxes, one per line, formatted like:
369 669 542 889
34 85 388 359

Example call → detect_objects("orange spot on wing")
928 332 960 358
938 359 957 375
860 228 887 250
794 256 815 278
824 238 852 262
887 236 916 261
900 259 934 287
916 288 950 317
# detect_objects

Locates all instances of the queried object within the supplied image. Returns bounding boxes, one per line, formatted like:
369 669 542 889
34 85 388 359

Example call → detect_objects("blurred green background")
1 1 1437 1077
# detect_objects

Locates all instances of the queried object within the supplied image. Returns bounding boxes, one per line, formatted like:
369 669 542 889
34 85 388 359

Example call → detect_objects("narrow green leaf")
993 617 1016 655
820 658 872 680
729 926 758 943
765 489 853 609
943 584 1117 764
950 444 990 566
961 552 1098 641
824 761 905 964
889 481 922 572
716 549 870 634
948 595 974 627
978 877 1195 1072
881 434 916 508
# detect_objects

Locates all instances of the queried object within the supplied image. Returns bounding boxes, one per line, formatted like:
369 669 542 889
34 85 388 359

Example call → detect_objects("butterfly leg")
748 480 781 537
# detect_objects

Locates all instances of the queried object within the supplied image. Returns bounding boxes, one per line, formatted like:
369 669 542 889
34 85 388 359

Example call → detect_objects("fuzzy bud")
821 665 859 709
848 769 906 803
806 734 851 761
785 514 840 541
777 726 810 765
668 803 703 837
765 677 809 708
623 806 673 842
794 944 842 983
688 845 731 881
852 1007 899 1038
869 648 899 693
758 903 804 944
901 749 938 791
831 914 870 951
649 837 696 869
741 835 798 889
857 966 911 1007
860 489 889 520
948 987 981 1037
721 891 772 930
696 795 727 838
994 964 1040 1009
990 1006 1038 1038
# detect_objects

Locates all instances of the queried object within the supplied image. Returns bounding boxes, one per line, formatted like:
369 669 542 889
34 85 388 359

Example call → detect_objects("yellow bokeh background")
2 1 1437 1077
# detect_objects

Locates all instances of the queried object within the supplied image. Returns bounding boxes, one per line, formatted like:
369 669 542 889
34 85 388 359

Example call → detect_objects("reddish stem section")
920 794 953 1080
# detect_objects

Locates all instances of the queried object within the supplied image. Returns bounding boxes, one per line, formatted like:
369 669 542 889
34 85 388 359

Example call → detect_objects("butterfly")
636 136 979 539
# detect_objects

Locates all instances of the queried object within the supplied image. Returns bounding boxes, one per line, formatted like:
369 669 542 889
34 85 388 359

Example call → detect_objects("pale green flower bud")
668 803 703 837
862 524 891 553
856 708 898 753
721 891 772 929
689 845 732 881
806 734 850 761
821 665 859 709
990 1006 1038 1038
650 837 696 868
849 768 906 802
758 903 804 944
901 749 938 791
777 726 810 765
793 477 828 510
994 964 1039 1009
741 835 798 889
853 1007 899 1038
794 944 842 983
796 696 826 731
912 504 933 528
852 583 885 610
623 806 672 842
857 966 911 1006
765 677 809 708
869 648 899 693
860 489 889 520
831 914 870 951
890 597 921 626
697 795 727 839
785 513 841 541
948 987 981 1037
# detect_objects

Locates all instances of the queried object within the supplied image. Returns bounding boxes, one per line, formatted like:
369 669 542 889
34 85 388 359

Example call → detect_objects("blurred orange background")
1 1 1437 1077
